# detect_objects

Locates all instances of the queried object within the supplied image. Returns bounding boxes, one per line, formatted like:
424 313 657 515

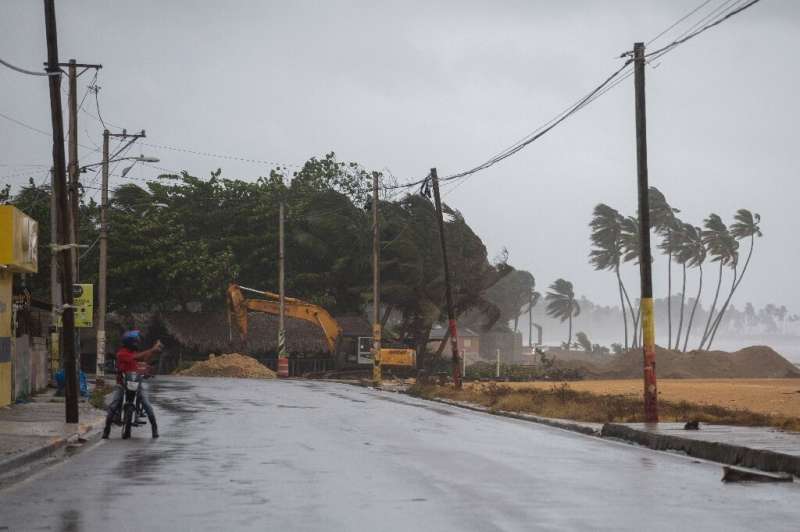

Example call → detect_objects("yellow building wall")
0 271 12 407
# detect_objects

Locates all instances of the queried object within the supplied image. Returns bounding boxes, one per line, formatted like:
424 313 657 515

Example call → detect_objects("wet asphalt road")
1 377 799 532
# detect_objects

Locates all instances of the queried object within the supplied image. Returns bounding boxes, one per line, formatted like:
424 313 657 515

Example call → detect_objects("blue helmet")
121 330 142 349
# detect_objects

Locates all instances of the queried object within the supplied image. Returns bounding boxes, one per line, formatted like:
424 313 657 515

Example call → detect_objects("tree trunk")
700 261 724 349
674 264 687 350
667 243 673 350
615 266 629 350
620 280 639 348
683 264 703 352
703 265 737 349
380 304 393 328
706 234 755 350
567 313 573 349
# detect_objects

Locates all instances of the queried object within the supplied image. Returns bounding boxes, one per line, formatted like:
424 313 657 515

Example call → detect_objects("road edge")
602 423 800 477
0 412 106 486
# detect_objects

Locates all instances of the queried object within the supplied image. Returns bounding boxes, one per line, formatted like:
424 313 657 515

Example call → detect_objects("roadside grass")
89 385 112 411
408 382 800 431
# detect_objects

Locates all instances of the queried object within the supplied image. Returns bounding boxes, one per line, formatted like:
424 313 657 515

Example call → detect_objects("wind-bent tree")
649 187 679 349
706 209 762 349
619 215 643 347
545 279 581 349
659 219 688 350
589 204 629 349
677 224 706 351
699 214 739 349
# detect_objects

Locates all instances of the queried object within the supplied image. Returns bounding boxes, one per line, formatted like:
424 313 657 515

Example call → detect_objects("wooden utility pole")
43 0 78 423
372 173 382 386
277 202 289 378
634 42 658 422
430 169 462 389
49 168 61 378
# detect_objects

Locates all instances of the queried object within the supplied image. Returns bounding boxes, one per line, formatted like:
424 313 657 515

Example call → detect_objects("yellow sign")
73 284 93 328
379 348 416 367
0 206 38 273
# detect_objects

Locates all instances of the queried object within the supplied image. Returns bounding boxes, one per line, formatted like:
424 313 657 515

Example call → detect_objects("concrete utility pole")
372 173 382 386
67 59 79 283
430 168 462 389
634 42 658 423
62 59 101 283
43 0 78 423
495 348 500 379
95 129 146 378
96 129 110 378
277 202 289 378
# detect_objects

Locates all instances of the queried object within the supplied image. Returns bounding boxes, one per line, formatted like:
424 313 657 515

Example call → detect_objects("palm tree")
705 209 762 349
545 279 581 349
676 224 706 351
658 218 688 350
619 215 643 347
528 290 542 348
589 204 629 349
699 214 739 350
649 187 679 349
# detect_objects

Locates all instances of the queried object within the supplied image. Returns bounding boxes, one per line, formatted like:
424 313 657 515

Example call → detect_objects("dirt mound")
179 353 276 379
552 345 800 379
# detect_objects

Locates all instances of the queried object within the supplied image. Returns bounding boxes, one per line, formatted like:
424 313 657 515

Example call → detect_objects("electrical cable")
646 0 715 45
0 57 59 77
645 0 762 59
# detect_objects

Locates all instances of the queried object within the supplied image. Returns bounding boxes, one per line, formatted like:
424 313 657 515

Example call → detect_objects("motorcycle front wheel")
122 404 134 439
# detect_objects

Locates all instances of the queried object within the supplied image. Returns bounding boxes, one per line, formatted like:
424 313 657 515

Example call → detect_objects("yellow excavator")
226 284 415 368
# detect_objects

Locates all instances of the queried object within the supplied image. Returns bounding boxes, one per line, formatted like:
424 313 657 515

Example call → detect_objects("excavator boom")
227 284 342 353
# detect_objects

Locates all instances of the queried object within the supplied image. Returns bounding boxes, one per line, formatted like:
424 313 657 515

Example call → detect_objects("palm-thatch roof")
152 311 329 358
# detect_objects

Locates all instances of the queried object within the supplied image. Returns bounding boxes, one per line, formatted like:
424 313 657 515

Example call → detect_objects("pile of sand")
179 353 277 379
551 345 800 379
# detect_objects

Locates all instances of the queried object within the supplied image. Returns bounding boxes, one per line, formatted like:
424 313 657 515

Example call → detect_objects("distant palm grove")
589 187 762 352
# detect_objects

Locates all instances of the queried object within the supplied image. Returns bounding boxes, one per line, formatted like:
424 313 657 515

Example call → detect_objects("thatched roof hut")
151 311 329 359
147 312 371 358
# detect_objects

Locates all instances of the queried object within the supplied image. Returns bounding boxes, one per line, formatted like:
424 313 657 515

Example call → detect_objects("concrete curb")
412 396 601 436
0 414 106 481
602 423 800 477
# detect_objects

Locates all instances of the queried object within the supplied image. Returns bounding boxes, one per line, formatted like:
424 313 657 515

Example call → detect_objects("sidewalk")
0 389 106 480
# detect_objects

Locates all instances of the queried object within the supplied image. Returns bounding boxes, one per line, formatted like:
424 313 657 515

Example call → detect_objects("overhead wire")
645 0 762 60
0 57 59 77
646 0 715 45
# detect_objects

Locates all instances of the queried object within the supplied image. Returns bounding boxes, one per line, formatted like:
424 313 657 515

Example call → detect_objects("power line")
645 0 762 59
0 57 59 77
137 141 302 168
646 0 715 46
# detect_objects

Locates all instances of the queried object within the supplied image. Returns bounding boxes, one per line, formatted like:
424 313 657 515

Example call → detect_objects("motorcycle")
121 372 145 439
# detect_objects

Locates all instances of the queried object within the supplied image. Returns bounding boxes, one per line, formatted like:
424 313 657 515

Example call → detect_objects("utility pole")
634 42 658 423
49 168 61 379
430 168 462 389
63 59 101 283
372 173 382 386
96 129 145 379
495 348 500 379
277 202 289 378
44 0 78 423
67 59 78 284
96 129 110 380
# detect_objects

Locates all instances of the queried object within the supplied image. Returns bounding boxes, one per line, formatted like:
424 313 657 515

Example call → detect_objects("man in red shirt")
102 330 163 439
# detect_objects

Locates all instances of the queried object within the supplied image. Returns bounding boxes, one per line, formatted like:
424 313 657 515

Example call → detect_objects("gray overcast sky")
1 0 798 311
